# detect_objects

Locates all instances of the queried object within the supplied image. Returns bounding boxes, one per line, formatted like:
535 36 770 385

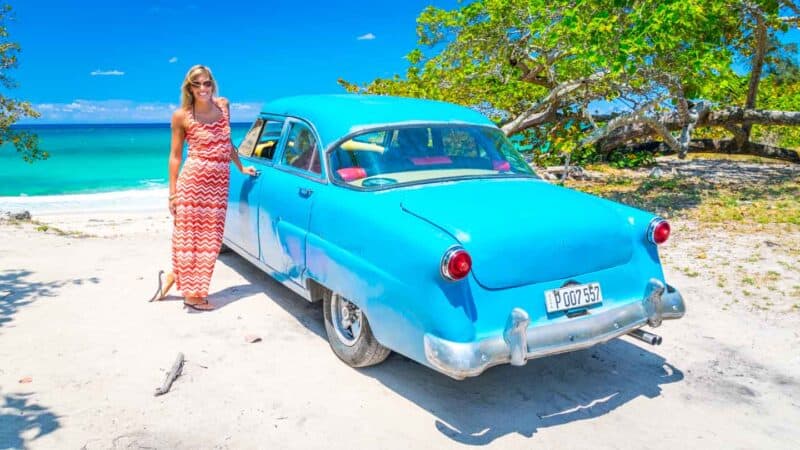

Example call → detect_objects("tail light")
441 246 472 281
648 218 670 245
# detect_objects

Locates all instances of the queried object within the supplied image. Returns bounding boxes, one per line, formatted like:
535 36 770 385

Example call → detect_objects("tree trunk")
619 139 800 163
743 7 768 145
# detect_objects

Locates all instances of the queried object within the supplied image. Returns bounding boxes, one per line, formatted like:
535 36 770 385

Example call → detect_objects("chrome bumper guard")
424 279 685 379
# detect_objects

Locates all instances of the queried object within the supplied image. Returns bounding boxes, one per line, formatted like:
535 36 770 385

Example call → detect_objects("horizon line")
12 121 255 127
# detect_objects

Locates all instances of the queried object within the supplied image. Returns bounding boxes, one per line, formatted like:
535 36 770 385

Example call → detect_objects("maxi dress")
172 98 232 298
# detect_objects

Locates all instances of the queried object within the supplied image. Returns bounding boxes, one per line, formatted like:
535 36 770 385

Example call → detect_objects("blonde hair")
180 65 218 109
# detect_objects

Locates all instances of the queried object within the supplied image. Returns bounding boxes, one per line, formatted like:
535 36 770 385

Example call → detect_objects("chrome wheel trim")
331 292 363 347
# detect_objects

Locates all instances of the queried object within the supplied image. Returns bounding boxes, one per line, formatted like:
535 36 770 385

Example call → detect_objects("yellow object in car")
254 141 275 158
340 140 385 153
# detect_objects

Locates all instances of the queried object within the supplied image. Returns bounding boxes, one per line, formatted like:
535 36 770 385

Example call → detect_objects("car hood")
400 178 635 289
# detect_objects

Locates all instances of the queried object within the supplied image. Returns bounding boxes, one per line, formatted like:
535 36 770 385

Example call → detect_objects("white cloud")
168 56 178 63
90 69 125 76
230 102 257 111
356 33 376 41
24 100 262 124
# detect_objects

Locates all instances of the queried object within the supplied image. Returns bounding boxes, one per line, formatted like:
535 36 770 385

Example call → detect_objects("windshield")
329 125 535 189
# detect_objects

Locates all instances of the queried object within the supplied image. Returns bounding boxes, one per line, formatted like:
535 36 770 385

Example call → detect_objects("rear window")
328 125 535 189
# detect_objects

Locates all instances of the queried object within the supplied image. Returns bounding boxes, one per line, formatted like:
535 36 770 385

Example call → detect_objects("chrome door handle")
298 187 313 198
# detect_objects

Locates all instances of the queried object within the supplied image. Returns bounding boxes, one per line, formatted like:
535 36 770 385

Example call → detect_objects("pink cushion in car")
410 156 452 166
337 167 367 181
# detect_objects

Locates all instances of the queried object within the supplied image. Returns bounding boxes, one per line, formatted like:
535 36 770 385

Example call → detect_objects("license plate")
545 282 603 313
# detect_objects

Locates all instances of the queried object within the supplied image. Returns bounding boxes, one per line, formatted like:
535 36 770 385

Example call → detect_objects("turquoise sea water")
0 123 250 196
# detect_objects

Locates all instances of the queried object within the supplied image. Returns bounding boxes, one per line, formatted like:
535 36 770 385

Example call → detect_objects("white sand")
0 196 799 449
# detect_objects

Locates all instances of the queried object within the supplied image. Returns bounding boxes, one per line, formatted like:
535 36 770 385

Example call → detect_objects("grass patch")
682 267 700 277
746 254 763 263
567 167 799 226
765 271 781 282
1 217 93 238
683 152 787 164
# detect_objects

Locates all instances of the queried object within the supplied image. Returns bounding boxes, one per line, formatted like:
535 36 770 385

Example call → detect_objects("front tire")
323 290 390 367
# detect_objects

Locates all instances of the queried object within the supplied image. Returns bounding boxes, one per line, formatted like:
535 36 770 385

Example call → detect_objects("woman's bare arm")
222 98 255 175
168 110 186 214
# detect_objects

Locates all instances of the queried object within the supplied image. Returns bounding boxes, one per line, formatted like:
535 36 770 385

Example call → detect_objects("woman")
151 65 255 310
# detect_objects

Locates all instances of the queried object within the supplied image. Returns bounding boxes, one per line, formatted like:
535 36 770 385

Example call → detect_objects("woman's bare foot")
149 270 177 302
160 272 176 299
183 296 214 311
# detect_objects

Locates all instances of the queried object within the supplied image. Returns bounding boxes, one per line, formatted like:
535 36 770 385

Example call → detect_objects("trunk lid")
400 178 634 289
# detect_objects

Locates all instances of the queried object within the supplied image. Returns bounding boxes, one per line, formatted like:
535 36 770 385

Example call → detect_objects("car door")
224 116 286 258
257 118 326 286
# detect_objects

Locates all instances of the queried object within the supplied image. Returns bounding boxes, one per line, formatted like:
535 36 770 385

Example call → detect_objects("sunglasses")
190 80 213 88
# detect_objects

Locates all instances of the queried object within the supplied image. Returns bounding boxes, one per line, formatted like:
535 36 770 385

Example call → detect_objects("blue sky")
7 1 800 124
9 0 459 124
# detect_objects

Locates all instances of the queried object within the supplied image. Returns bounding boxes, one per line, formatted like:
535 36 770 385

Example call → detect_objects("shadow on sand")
0 392 60 449
219 252 683 445
0 269 100 329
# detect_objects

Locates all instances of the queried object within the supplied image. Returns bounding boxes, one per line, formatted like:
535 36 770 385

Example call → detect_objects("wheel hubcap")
331 293 363 347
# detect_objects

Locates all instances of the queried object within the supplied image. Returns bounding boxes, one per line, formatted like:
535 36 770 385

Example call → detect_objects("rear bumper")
423 279 685 379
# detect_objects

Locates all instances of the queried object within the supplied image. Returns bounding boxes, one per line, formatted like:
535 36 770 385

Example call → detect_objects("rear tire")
323 290 390 367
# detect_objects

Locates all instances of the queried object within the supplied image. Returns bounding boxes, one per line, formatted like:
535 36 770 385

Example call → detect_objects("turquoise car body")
223 95 685 379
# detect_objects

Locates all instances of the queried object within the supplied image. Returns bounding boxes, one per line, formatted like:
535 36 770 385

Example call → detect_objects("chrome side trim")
424 279 685 380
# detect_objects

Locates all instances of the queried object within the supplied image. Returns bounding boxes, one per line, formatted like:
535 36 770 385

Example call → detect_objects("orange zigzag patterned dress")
172 98 232 298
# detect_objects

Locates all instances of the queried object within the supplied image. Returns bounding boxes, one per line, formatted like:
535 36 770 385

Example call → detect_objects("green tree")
0 4 44 162
341 0 800 162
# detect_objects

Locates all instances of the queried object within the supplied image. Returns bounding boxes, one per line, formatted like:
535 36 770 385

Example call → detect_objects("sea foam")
0 188 168 215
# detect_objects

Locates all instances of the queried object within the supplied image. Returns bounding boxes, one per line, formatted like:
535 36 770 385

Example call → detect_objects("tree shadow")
579 158 799 218
0 392 61 449
0 269 100 329
219 251 684 444
664 159 800 184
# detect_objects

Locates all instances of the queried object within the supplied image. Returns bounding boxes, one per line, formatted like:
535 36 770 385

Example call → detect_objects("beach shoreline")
0 188 171 237
0 187 168 216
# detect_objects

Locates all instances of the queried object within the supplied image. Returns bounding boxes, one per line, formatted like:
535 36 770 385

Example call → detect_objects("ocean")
0 123 251 197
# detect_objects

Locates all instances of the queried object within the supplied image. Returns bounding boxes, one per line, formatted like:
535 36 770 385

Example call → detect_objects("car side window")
252 119 285 160
237 119 264 157
280 122 321 174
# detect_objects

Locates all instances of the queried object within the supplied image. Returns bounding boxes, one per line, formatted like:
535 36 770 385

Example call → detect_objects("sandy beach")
1 187 799 449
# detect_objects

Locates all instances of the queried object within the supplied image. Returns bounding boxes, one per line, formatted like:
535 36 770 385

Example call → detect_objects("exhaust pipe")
628 328 662 346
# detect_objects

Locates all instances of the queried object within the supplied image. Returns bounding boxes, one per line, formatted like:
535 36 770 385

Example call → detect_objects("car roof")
260 94 496 147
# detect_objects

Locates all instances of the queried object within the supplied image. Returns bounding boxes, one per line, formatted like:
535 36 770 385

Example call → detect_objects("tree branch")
580 96 667 147
501 70 608 135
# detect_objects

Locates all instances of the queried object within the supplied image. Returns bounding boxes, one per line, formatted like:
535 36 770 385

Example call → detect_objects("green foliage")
567 144 656 169
0 4 44 162
340 0 798 157
606 149 657 169
751 77 800 148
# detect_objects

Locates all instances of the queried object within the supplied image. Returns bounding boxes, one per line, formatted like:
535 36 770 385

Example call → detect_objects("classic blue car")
223 95 685 379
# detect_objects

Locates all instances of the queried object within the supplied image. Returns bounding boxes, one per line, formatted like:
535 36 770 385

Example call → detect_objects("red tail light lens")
648 219 670 245
441 247 472 281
